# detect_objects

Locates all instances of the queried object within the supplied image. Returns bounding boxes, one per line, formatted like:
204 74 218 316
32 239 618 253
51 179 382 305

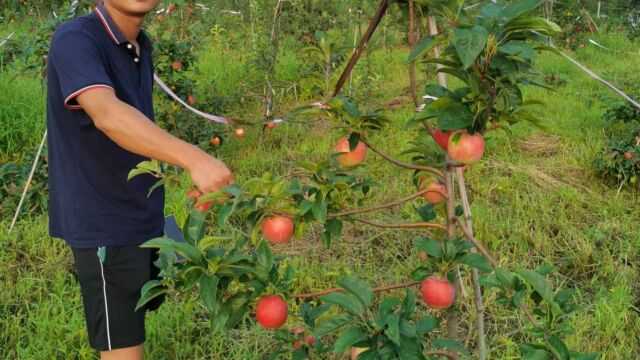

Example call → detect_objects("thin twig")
455 218 498 268
456 168 486 360
292 280 420 299
362 140 444 177
408 0 419 107
333 0 389 96
330 188 446 218
353 218 446 231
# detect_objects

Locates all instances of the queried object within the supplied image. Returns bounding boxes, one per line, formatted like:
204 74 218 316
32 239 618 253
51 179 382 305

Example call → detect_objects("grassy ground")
2 24 640 359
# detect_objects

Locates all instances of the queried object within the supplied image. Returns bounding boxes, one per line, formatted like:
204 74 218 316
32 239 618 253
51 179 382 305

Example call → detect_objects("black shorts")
71 244 165 351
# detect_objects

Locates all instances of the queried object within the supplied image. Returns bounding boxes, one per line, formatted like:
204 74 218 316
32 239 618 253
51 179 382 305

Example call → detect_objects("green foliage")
410 0 560 133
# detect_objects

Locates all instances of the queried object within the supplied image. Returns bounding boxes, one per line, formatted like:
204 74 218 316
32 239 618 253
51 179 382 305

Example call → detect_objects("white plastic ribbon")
153 73 233 125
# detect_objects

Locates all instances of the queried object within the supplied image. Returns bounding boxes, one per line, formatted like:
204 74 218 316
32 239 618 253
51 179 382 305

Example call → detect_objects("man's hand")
77 89 235 193
187 153 235 194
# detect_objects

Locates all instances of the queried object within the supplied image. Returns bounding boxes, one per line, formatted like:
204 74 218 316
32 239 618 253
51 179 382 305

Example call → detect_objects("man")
46 1 233 358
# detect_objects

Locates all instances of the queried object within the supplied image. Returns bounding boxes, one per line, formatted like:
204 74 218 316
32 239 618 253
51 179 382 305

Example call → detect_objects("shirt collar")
94 3 153 52
94 3 127 45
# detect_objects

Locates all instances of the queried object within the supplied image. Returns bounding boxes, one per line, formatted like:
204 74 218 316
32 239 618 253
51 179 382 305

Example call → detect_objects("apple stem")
361 140 444 178
330 188 447 218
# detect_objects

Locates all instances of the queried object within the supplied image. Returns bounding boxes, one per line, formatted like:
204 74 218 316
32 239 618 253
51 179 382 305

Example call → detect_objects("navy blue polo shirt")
46 4 164 248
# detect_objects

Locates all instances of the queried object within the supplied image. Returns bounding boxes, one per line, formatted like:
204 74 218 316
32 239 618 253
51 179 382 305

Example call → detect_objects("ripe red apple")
188 94 196 106
293 341 302 350
335 137 366 167
351 347 369 360
420 181 446 205
306 336 315 346
624 152 633 160
186 189 213 212
433 128 453 150
261 215 294 244
267 122 276 130
187 6 195 14
256 295 288 329
210 136 221 146
420 276 456 309
235 128 245 139
171 61 182 70
447 131 485 164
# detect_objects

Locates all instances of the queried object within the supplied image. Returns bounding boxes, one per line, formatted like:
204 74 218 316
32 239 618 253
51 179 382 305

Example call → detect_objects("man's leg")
101 344 144 360
72 245 162 356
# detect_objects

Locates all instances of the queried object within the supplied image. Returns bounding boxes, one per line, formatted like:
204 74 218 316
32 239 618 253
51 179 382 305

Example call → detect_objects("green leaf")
416 316 439 336
413 237 443 258
184 209 205 245
546 335 570 360
401 288 415 318
495 268 517 289
200 275 219 312
437 101 474 131
432 338 470 357
255 241 274 272
298 200 314 215
424 84 453 98
406 35 440 63
499 0 543 22
385 312 401 345
453 25 489 69
326 219 343 239
519 269 562 315
140 237 204 263
135 280 166 311
320 292 364 315
416 204 437 222
338 276 374 307
312 200 328 223
314 314 353 336
146 179 165 197
333 326 367 353
522 349 552 360
457 253 493 273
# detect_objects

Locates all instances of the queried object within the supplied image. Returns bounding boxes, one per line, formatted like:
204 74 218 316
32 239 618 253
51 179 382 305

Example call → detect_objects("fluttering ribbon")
153 73 247 125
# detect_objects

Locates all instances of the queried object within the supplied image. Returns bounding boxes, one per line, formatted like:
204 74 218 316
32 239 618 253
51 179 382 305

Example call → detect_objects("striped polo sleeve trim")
64 84 114 110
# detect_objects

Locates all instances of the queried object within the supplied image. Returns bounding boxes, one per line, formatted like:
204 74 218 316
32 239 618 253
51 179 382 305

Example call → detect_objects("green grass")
2 27 640 359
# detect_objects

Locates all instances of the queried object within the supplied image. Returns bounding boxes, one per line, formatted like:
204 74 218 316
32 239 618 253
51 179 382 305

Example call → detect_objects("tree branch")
292 280 420 299
361 139 444 178
454 217 498 268
330 188 446 218
354 218 446 231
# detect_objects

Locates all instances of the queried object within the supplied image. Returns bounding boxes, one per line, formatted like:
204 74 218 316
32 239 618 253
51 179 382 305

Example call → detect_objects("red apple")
418 251 428 260
447 131 485 164
335 137 366 167
171 61 182 70
235 128 245 139
261 215 294 244
306 336 315 346
256 295 288 329
210 136 221 146
624 152 633 160
421 181 446 204
292 326 305 335
433 128 453 150
421 276 456 309
186 189 212 212
167 3 175 13
293 341 302 350
267 122 276 130
188 94 196 106
187 6 195 14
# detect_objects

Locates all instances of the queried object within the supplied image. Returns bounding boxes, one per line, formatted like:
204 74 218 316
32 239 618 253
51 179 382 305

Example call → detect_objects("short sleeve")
49 29 114 110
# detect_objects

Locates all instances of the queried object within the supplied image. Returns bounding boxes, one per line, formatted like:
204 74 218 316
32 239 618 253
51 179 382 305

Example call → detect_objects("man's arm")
76 88 234 193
